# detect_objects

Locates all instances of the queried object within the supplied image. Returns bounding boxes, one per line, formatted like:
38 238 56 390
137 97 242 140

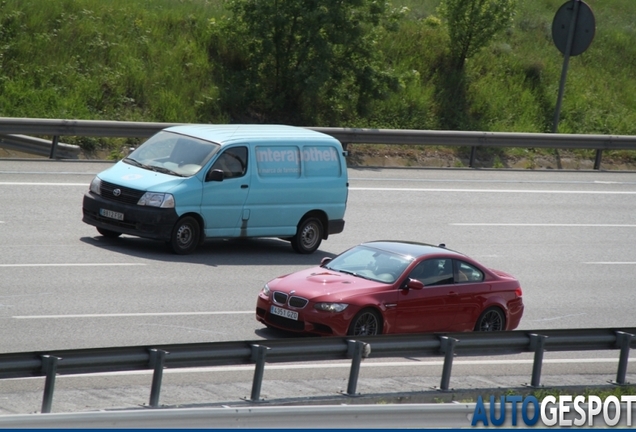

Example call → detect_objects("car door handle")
448 291 458 296
241 184 249 189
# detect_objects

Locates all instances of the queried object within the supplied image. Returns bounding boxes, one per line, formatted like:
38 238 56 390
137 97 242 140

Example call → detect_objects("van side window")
212 146 247 178
255 146 301 178
304 146 342 177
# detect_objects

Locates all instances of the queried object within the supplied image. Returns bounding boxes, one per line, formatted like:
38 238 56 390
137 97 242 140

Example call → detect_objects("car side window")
409 259 453 287
456 261 484 283
211 146 248 178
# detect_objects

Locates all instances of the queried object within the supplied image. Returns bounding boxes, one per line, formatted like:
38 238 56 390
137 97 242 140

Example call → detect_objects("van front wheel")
168 216 200 255
291 217 323 254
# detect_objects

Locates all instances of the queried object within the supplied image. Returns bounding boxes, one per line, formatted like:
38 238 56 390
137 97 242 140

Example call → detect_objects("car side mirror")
404 278 424 290
207 169 224 182
320 257 332 266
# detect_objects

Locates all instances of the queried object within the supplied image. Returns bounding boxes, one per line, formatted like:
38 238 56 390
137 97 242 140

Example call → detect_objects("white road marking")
13 311 253 319
450 223 636 227
0 263 146 268
584 262 636 265
7 357 631 381
0 182 87 186
350 187 636 194
524 313 587 322
3 183 635 194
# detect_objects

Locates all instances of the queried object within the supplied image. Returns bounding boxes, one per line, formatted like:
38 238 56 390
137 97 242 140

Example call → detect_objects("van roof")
165 124 339 146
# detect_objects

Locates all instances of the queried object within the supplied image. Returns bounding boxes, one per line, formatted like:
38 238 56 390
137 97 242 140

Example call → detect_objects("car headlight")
261 284 271 297
314 303 348 313
137 192 175 208
89 176 102 195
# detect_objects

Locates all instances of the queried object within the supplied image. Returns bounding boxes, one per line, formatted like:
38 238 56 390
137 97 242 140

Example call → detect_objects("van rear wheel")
168 216 200 255
291 217 323 254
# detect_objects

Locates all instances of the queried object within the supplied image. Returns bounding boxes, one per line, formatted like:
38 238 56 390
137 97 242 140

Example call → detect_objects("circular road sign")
552 0 595 56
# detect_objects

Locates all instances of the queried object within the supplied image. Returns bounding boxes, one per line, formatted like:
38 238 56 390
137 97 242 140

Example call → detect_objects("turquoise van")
82 124 348 254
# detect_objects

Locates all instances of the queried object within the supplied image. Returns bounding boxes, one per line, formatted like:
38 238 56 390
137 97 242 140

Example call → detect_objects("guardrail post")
345 340 371 396
40 355 62 414
439 336 458 391
148 349 169 408
48 135 59 159
611 331 634 385
594 149 603 170
469 146 476 168
528 334 548 388
249 344 270 402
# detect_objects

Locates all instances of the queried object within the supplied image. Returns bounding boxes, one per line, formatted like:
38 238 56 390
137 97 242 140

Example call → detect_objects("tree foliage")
210 0 406 125
438 0 517 71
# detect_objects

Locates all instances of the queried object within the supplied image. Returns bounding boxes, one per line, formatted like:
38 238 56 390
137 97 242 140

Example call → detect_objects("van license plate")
270 305 298 321
100 208 124 221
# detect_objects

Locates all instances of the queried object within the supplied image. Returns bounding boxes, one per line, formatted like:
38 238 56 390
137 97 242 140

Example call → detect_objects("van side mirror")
206 169 224 182
320 257 332 267
403 278 424 290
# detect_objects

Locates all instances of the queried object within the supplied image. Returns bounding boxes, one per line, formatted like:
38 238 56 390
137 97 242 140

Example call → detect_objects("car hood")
268 267 388 301
98 162 187 192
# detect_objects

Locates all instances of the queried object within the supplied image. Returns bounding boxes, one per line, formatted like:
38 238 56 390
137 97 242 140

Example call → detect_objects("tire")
474 307 505 332
291 217 323 254
347 308 382 336
97 227 122 238
168 216 200 255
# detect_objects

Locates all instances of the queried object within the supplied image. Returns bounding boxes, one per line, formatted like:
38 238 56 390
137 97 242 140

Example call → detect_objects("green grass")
0 0 635 165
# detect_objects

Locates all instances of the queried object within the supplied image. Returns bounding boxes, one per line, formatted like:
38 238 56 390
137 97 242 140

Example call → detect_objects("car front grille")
273 292 308 309
100 180 145 204
288 296 308 308
273 292 288 304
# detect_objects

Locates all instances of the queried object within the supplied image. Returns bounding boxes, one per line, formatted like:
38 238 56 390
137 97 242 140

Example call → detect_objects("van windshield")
124 131 220 177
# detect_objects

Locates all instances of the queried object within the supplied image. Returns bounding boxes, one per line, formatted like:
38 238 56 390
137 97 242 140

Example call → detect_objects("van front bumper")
82 192 179 241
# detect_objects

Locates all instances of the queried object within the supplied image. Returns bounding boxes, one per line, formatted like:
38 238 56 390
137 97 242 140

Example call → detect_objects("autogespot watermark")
471 395 636 427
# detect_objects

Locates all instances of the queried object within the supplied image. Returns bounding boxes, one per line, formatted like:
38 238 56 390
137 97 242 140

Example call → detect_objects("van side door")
200 146 250 237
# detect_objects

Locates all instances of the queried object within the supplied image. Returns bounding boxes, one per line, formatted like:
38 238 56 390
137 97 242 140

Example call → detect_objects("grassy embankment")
0 0 635 168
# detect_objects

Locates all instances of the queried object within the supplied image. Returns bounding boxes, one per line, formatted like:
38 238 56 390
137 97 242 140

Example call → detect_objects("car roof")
360 240 466 259
164 124 338 146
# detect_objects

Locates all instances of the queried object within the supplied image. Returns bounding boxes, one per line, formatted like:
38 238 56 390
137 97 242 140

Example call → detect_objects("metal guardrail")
0 134 79 159
1 117 635 168
1 327 633 414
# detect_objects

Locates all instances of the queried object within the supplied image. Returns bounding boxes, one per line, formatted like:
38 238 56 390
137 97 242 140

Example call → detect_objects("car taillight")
515 287 523 297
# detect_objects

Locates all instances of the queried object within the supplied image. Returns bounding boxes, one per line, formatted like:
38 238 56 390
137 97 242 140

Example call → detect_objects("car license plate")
270 305 298 321
100 208 124 221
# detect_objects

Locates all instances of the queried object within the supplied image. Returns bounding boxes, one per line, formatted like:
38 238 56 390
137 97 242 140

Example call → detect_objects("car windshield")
323 245 413 283
124 131 220 177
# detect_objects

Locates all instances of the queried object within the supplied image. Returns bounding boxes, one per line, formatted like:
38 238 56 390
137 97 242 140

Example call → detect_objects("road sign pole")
552 0 581 133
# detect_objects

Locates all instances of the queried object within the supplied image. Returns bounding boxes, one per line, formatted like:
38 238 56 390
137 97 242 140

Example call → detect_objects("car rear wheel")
168 216 200 255
96 227 122 238
348 309 382 336
474 307 505 331
291 217 323 254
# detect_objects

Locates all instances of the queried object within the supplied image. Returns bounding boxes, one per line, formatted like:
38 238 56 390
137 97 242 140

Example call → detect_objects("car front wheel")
168 216 200 255
347 309 382 336
474 307 505 331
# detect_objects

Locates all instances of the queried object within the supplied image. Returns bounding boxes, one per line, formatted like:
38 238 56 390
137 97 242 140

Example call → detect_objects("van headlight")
314 303 348 312
137 192 175 208
89 176 102 195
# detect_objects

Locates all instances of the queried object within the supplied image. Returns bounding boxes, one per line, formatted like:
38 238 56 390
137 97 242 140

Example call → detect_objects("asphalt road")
0 160 635 414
